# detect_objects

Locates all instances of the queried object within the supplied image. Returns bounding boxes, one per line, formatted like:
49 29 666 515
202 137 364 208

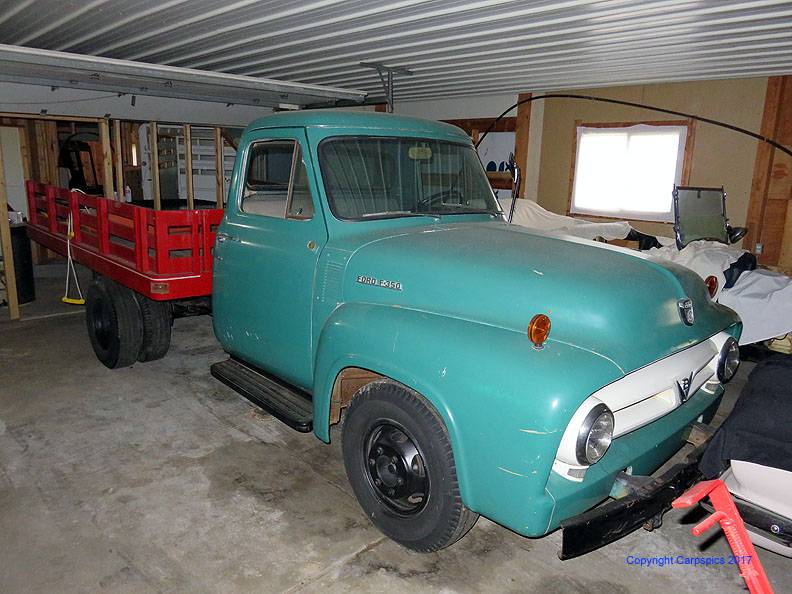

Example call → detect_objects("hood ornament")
678 298 694 326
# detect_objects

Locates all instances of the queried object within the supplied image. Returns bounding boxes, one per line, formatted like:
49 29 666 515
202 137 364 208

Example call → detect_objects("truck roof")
247 109 470 141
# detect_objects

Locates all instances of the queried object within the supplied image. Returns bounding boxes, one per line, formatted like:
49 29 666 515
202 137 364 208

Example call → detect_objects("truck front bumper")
559 434 709 559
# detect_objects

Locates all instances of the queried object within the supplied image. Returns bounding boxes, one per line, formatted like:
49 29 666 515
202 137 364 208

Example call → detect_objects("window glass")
242 140 314 219
286 150 314 219
570 124 688 222
319 137 499 220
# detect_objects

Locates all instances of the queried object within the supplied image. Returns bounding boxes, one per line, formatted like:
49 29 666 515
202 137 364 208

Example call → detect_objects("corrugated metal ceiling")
1 0 791 101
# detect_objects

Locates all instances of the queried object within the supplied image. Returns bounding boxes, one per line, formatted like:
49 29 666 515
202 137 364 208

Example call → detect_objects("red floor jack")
673 479 774 594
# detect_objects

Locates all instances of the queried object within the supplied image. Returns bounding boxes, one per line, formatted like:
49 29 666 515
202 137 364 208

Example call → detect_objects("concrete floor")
1 269 790 593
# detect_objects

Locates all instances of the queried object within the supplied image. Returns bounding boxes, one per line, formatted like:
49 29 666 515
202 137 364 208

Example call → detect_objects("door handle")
216 232 239 243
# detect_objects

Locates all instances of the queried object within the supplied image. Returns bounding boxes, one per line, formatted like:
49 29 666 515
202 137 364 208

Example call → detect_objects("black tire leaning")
342 379 478 552
134 293 172 362
85 277 143 369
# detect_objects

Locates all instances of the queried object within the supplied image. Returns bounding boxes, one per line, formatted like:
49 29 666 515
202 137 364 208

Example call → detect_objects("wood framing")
214 126 224 208
149 122 161 210
220 128 239 151
0 111 101 124
18 126 31 182
0 142 20 320
99 119 114 200
0 112 240 216
566 119 695 223
184 124 195 210
566 118 583 219
32 120 59 185
681 120 696 186
112 119 123 198
443 116 517 135
120 121 143 202
744 76 790 266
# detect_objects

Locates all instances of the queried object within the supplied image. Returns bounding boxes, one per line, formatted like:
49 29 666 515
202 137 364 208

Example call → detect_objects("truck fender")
312 303 623 527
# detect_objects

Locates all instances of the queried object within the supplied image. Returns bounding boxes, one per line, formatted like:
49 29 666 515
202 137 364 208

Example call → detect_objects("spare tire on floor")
85 277 143 369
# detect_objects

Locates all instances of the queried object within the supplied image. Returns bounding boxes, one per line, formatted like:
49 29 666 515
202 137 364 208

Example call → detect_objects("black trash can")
10 223 35 304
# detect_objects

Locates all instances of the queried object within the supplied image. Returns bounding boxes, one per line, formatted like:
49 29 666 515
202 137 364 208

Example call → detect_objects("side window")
287 151 313 220
242 139 314 219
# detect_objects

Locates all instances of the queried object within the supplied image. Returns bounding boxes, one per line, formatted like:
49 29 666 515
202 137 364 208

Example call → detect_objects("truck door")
212 128 327 391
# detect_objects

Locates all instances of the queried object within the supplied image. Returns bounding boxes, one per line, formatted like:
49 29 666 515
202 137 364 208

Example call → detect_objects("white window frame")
569 121 692 223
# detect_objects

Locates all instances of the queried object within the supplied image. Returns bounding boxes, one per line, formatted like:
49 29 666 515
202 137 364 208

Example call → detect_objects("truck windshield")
318 136 501 220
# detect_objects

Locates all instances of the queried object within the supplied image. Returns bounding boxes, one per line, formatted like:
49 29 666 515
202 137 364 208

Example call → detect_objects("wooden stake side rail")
26 181 223 300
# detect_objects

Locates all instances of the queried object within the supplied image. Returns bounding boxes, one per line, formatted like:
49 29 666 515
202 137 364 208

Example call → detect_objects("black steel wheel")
364 423 429 515
342 380 478 552
85 277 143 369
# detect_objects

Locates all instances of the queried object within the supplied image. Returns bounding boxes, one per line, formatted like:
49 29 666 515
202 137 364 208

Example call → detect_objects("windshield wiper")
428 209 501 217
358 210 440 221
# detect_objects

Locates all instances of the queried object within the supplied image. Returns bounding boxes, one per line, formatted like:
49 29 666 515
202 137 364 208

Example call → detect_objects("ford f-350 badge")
357 275 402 291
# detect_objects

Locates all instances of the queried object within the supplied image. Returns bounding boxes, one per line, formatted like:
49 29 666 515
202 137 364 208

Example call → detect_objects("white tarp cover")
645 242 746 298
719 270 792 345
498 197 633 241
643 242 792 345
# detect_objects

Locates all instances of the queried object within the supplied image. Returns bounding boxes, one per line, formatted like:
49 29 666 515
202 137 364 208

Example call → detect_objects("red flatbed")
26 181 223 301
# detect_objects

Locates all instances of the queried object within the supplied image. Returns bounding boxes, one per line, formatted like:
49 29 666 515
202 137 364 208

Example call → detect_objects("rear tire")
134 294 172 362
342 380 478 552
85 277 143 369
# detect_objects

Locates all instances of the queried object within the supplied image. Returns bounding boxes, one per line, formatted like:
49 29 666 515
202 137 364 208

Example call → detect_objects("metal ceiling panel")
0 0 790 102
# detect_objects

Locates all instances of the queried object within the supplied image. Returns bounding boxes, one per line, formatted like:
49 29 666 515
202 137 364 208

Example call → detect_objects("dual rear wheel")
85 277 172 369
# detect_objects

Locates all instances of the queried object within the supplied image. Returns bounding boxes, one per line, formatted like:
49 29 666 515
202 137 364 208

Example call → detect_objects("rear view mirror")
408 146 432 160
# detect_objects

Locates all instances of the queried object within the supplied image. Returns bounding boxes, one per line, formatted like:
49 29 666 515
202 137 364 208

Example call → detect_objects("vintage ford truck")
26 111 742 557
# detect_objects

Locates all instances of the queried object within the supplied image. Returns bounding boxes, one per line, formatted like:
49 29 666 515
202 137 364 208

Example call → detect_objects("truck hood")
334 221 739 375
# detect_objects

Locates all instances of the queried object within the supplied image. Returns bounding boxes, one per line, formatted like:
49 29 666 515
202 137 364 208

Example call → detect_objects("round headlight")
717 337 740 383
575 404 614 465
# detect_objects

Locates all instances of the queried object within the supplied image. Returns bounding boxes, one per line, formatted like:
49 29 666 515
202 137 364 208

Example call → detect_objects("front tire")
85 277 143 369
342 380 478 552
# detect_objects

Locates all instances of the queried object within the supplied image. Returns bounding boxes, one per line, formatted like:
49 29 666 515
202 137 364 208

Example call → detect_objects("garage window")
570 122 692 222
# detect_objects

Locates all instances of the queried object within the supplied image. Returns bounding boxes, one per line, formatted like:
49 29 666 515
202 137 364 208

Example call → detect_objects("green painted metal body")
212 111 741 538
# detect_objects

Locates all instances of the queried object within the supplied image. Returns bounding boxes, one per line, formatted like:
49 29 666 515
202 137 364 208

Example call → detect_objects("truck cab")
212 112 497 389
209 111 742 555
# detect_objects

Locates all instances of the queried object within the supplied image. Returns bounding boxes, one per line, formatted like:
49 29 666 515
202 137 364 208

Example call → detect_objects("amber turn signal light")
528 314 551 348
704 275 718 298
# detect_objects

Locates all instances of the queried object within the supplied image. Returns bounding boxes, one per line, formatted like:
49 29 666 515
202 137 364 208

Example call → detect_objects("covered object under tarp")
701 357 792 477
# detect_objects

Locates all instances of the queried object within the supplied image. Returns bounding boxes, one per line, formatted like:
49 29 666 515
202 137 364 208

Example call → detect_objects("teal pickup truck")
210 111 741 556
71 111 742 557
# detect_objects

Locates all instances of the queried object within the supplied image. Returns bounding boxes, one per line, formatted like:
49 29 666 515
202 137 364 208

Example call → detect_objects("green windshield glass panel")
319 137 499 220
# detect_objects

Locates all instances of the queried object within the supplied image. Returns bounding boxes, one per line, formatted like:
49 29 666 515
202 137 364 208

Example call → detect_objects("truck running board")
210 358 313 433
